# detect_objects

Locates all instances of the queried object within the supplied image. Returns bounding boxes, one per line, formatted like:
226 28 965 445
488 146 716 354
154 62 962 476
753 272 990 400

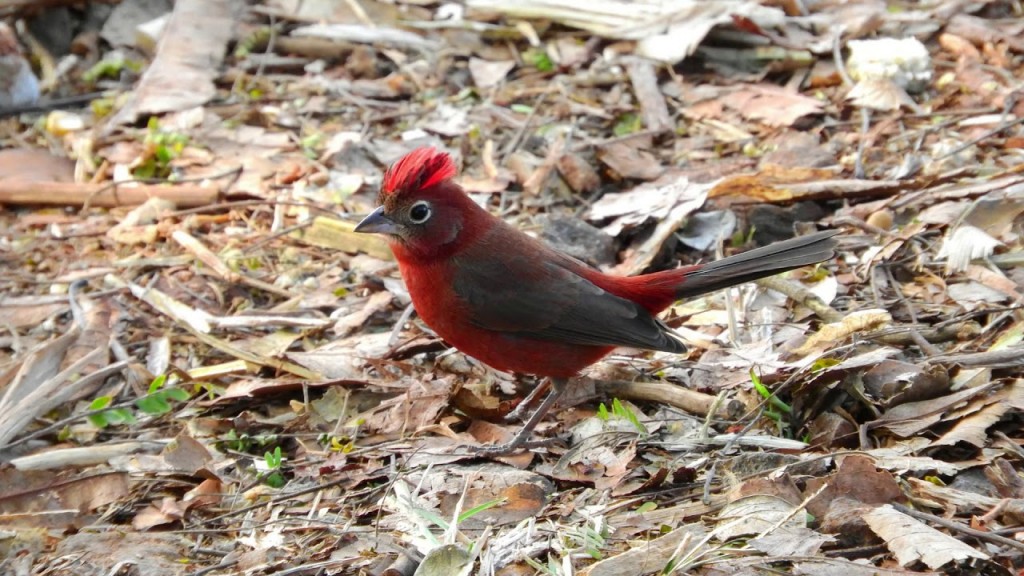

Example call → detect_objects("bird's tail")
602 230 839 314
673 230 839 299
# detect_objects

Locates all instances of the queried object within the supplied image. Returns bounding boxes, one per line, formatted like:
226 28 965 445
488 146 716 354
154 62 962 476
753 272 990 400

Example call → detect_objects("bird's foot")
503 379 552 423
502 401 533 424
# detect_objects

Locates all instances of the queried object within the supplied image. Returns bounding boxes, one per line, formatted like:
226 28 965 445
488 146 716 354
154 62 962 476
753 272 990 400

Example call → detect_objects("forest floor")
1 0 1023 574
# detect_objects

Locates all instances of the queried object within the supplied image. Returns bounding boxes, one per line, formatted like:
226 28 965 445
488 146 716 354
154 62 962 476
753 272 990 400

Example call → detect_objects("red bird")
356 148 838 453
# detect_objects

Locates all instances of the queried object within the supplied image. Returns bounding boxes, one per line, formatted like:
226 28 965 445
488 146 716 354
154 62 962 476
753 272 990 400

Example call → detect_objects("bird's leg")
503 378 551 423
472 377 567 455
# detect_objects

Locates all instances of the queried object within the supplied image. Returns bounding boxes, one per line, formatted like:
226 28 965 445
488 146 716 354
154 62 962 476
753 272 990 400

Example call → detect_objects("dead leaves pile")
1 0 1024 574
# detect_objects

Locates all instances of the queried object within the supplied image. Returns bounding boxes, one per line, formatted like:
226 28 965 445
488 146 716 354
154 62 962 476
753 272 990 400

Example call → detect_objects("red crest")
380 148 457 202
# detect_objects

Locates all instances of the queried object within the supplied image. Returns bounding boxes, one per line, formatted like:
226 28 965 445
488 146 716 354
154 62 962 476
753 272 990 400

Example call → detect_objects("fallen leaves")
864 505 989 569
2 0 1024 573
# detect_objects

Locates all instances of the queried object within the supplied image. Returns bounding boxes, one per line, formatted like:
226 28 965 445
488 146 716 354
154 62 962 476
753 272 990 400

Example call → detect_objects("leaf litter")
0 0 1023 574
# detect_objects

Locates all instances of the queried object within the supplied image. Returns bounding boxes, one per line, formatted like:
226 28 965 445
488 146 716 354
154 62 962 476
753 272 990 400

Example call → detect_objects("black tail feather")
675 230 839 299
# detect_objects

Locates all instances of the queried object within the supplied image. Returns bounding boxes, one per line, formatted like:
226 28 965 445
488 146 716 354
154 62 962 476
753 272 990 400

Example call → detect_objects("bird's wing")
450 233 684 353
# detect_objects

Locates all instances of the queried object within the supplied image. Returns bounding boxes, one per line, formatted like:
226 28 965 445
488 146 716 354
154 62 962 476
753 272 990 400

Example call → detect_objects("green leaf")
87 413 109 428
612 398 647 434
457 498 506 524
82 57 140 83
413 506 450 531
264 446 283 468
148 374 168 394
636 501 657 513
810 357 840 371
137 394 171 415
613 113 642 137
133 159 156 180
265 471 286 488
164 388 190 402
194 381 225 400
104 408 136 425
89 396 113 411
155 144 172 165
523 47 553 72
752 368 791 414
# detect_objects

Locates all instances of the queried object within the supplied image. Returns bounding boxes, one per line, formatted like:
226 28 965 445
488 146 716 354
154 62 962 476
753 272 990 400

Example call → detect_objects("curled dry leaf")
864 505 989 568
791 309 892 356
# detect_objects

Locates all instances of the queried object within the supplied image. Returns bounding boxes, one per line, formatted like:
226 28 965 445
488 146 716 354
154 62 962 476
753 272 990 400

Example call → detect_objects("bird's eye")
409 201 432 224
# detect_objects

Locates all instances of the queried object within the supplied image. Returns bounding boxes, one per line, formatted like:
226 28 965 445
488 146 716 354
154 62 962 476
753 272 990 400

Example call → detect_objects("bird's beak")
354 206 400 235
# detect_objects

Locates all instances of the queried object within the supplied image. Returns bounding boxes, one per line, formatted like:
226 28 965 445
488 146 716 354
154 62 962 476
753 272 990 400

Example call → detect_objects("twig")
172 230 294 298
891 503 1024 553
569 128 664 152
240 219 314 254
594 379 738 419
754 276 843 323
854 108 870 179
832 25 854 88
388 303 417 348
501 91 547 163
0 181 219 208
934 114 1024 162
164 198 341 219
925 347 1024 368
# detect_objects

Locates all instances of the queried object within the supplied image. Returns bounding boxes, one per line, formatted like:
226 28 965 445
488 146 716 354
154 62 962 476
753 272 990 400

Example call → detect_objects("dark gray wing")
450 235 684 353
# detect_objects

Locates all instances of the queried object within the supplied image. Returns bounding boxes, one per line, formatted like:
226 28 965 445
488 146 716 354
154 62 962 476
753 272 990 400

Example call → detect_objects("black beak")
354 206 400 235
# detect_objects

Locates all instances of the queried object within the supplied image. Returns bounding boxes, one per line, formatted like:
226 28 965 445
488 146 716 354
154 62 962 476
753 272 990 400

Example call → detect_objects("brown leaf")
805 455 903 519
162 432 214 476
0 149 75 183
596 141 665 181
721 85 823 127
363 377 454 436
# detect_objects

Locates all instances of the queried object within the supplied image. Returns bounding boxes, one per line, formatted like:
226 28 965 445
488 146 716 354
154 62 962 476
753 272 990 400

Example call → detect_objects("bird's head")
355 147 485 260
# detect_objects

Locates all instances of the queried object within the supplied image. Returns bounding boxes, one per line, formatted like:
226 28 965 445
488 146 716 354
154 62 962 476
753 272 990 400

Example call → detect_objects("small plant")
218 431 288 487
137 374 191 414
324 435 355 453
234 26 273 58
88 374 190 429
569 518 610 560
613 112 642 136
299 132 323 159
134 117 189 180
810 357 840 371
731 227 756 248
262 446 286 488
596 398 648 435
751 368 790 415
222 429 255 453
524 555 565 576
523 47 554 72
527 516 612 573
83 55 143 84
86 396 135 428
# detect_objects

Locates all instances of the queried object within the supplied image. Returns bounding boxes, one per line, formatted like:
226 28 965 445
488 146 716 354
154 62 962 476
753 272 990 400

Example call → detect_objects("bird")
355 147 838 454
0 23 40 110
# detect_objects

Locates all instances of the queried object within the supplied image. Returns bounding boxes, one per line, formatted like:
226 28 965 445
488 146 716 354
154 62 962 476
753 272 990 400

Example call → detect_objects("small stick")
0 181 219 208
